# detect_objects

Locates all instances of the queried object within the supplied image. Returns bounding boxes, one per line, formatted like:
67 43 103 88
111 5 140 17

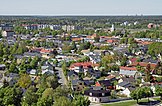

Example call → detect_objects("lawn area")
102 100 136 106
102 98 156 106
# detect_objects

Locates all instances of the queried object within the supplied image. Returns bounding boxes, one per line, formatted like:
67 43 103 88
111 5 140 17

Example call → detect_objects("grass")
102 100 136 106
102 98 159 106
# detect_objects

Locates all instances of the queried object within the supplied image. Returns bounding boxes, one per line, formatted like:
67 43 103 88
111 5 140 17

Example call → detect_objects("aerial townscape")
0 0 162 106
0 16 162 106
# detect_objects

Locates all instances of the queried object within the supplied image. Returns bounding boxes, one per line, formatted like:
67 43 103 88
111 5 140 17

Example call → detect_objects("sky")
0 0 162 15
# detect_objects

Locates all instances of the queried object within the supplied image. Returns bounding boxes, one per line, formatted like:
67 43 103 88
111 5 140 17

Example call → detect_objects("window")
89 93 92 96
102 93 105 96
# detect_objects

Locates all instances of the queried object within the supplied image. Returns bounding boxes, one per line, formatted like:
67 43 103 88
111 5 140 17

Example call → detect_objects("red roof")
40 49 52 53
70 62 99 69
120 66 137 71
131 62 157 69
130 58 137 63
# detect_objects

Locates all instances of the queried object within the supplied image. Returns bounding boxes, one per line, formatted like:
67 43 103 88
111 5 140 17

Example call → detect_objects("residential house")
116 81 135 97
67 71 79 81
69 62 99 73
118 77 136 84
41 62 55 75
84 87 111 103
95 80 114 90
0 24 13 31
0 73 19 87
86 70 101 78
27 69 38 81
119 66 140 78
2 31 14 37
71 79 85 91
40 49 54 59
23 52 41 58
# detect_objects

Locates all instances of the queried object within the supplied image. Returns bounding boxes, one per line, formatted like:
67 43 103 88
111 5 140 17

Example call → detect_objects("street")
55 67 68 86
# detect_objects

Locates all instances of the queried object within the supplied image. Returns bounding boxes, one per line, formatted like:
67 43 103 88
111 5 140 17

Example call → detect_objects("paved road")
55 67 68 86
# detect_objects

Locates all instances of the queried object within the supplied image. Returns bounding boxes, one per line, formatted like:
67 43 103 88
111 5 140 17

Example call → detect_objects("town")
0 16 162 106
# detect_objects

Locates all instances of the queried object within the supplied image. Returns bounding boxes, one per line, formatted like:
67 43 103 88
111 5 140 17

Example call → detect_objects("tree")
53 96 72 106
130 87 143 103
145 64 151 82
155 86 162 99
18 74 31 88
130 87 153 103
62 61 68 76
53 86 69 100
72 95 90 106
148 42 162 56
21 86 38 106
37 88 54 106
0 87 23 106
8 60 18 73
101 55 114 70
46 75 59 89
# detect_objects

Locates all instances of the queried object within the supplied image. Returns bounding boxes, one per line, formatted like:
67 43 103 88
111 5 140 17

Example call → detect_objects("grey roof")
0 64 5 68
119 70 137 76
71 79 80 85
121 77 136 83
24 52 41 57
67 71 78 77
118 81 130 87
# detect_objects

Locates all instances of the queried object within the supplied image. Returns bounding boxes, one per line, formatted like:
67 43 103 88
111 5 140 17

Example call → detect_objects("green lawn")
103 100 136 106
102 98 158 106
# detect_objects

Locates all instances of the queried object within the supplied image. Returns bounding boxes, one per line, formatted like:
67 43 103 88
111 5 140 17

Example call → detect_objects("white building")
2 31 14 37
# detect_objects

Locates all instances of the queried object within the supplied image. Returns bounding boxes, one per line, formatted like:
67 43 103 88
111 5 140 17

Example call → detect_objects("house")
69 62 99 73
86 70 101 78
129 58 137 64
2 31 14 37
83 80 95 87
23 52 41 58
106 75 117 82
0 64 6 81
118 77 136 84
67 71 79 81
27 69 37 75
0 73 19 87
131 62 157 69
41 61 55 75
0 64 6 71
119 66 139 78
0 24 13 31
84 87 111 103
27 69 38 81
95 80 114 90
40 49 54 59
71 79 85 91
116 81 135 97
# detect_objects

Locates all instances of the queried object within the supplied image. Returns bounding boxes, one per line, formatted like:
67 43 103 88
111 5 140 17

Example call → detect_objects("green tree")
21 86 38 106
72 95 90 106
18 74 31 88
46 75 59 89
155 86 162 99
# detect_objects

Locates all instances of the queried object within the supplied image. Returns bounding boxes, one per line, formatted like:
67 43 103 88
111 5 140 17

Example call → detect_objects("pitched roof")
121 77 136 83
70 62 99 69
98 80 112 86
131 62 157 69
120 66 137 71
40 49 52 53
130 58 137 63
119 70 137 76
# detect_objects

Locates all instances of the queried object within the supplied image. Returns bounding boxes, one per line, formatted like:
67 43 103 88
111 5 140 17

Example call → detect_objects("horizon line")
0 14 162 17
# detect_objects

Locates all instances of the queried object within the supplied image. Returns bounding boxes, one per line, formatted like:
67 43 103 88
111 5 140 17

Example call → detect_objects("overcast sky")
0 0 161 15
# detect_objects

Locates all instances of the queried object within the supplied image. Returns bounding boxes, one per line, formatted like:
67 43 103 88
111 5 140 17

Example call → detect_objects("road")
55 67 68 86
